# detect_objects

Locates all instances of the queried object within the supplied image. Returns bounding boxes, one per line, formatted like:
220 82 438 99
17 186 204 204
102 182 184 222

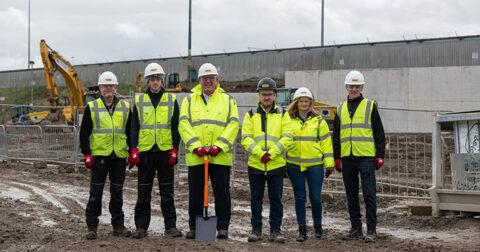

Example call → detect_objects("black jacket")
332 94 385 159
130 88 180 152
79 96 132 157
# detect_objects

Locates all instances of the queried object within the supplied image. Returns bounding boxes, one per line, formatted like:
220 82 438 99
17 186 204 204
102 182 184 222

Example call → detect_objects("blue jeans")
287 163 324 226
342 157 377 232
249 173 283 233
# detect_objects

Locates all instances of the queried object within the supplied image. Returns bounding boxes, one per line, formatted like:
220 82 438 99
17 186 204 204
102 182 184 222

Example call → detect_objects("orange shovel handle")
203 157 209 207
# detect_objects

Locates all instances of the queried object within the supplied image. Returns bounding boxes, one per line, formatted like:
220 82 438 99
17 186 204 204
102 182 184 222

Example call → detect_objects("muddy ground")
0 160 479 252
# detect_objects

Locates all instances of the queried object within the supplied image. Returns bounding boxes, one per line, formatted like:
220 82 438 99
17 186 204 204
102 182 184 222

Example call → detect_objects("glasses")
260 92 275 97
147 76 163 82
346 85 363 89
201 76 216 81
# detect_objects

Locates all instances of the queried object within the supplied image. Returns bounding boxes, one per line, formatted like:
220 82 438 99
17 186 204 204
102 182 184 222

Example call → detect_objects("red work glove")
84 154 94 169
260 153 271 164
334 159 342 173
209 145 221 157
193 147 208 158
168 148 179 165
374 157 384 170
128 148 140 166
325 167 334 178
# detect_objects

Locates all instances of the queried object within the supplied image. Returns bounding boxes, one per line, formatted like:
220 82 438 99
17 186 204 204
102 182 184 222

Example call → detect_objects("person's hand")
168 148 179 165
84 154 94 169
193 147 208 158
128 148 140 166
374 157 384 170
260 153 271 164
325 167 334 178
209 145 221 157
334 159 342 173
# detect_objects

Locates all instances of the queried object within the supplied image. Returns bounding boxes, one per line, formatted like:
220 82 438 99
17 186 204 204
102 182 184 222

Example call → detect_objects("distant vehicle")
275 87 337 125
134 72 182 93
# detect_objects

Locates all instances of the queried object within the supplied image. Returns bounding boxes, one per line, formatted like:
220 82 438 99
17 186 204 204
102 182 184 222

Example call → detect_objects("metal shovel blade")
195 215 217 241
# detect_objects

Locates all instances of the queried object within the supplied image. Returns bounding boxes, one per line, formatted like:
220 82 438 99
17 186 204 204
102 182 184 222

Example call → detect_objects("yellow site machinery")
40 39 85 123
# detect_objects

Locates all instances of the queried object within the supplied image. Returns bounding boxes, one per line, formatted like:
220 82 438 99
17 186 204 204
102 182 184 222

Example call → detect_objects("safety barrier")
1 123 432 199
0 125 79 164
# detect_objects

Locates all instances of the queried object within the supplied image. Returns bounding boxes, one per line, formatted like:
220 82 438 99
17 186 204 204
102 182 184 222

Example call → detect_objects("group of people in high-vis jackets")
80 62 385 243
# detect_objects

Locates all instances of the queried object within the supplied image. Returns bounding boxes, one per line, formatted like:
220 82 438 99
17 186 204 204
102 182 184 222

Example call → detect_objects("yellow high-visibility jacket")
179 84 239 166
135 92 176 151
241 103 293 172
338 98 376 157
89 98 130 158
287 114 334 171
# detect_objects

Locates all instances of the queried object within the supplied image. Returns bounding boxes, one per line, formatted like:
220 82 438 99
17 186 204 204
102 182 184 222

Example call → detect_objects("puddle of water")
0 185 33 203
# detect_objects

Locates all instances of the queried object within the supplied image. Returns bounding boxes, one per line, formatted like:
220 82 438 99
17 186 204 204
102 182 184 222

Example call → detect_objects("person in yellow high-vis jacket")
241 77 293 243
285 87 334 242
178 63 239 240
332 70 385 243
79 71 132 240
129 63 182 239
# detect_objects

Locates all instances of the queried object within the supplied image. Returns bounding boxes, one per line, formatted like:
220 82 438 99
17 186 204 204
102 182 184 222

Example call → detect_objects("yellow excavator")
39 39 86 124
10 40 86 125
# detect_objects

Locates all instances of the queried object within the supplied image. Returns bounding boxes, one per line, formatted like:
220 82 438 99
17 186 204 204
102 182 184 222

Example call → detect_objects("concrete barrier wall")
286 66 480 133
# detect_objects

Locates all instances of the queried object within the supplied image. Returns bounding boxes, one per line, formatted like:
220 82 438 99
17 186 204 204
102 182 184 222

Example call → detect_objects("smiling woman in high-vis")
285 87 334 242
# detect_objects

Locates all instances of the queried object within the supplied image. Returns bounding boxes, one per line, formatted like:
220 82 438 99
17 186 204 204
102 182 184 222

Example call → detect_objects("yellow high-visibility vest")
89 98 130 158
338 98 376 157
135 93 176 152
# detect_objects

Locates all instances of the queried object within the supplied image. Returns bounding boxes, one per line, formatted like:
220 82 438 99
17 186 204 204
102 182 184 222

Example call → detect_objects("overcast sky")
1 0 479 71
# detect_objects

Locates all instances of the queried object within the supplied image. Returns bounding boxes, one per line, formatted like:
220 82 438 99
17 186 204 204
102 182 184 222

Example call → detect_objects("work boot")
165 227 183 238
365 230 377 243
113 225 131 237
247 230 262 242
296 225 307 242
269 231 285 243
85 226 97 240
217 230 228 239
314 224 323 239
185 230 195 239
343 227 363 240
131 228 147 239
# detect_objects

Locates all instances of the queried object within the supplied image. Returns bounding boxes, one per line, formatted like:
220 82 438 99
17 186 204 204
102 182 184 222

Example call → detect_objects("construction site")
1 21 480 252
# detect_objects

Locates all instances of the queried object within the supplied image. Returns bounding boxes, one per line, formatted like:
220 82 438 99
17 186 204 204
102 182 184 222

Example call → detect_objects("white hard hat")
97 71 118 85
344 70 365 85
144 63 165 78
198 63 218 78
293 87 313 101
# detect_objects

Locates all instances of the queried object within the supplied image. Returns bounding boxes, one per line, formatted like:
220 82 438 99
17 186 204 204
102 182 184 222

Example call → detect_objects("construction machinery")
275 87 337 124
165 73 182 92
39 39 86 124
9 39 90 125
135 71 182 93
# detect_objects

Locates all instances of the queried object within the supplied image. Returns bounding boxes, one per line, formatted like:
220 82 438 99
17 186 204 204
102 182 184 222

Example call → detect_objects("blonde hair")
287 98 319 119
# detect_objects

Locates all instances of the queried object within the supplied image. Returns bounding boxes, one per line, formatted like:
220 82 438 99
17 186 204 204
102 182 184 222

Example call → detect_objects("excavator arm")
39 39 85 111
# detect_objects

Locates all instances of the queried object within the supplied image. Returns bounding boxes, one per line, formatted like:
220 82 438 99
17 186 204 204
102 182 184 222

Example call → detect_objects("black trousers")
342 157 377 232
134 151 177 230
188 163 231 231
85 156 126 227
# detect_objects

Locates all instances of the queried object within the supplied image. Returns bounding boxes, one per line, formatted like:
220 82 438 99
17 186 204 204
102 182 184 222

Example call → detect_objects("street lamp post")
321 0 324 46
187 0 192 83
28 0 31 69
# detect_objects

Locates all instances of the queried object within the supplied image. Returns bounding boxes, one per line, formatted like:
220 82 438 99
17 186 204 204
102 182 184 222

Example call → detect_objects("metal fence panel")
5 125 43 160
0 125 5 158
42 125 78 163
